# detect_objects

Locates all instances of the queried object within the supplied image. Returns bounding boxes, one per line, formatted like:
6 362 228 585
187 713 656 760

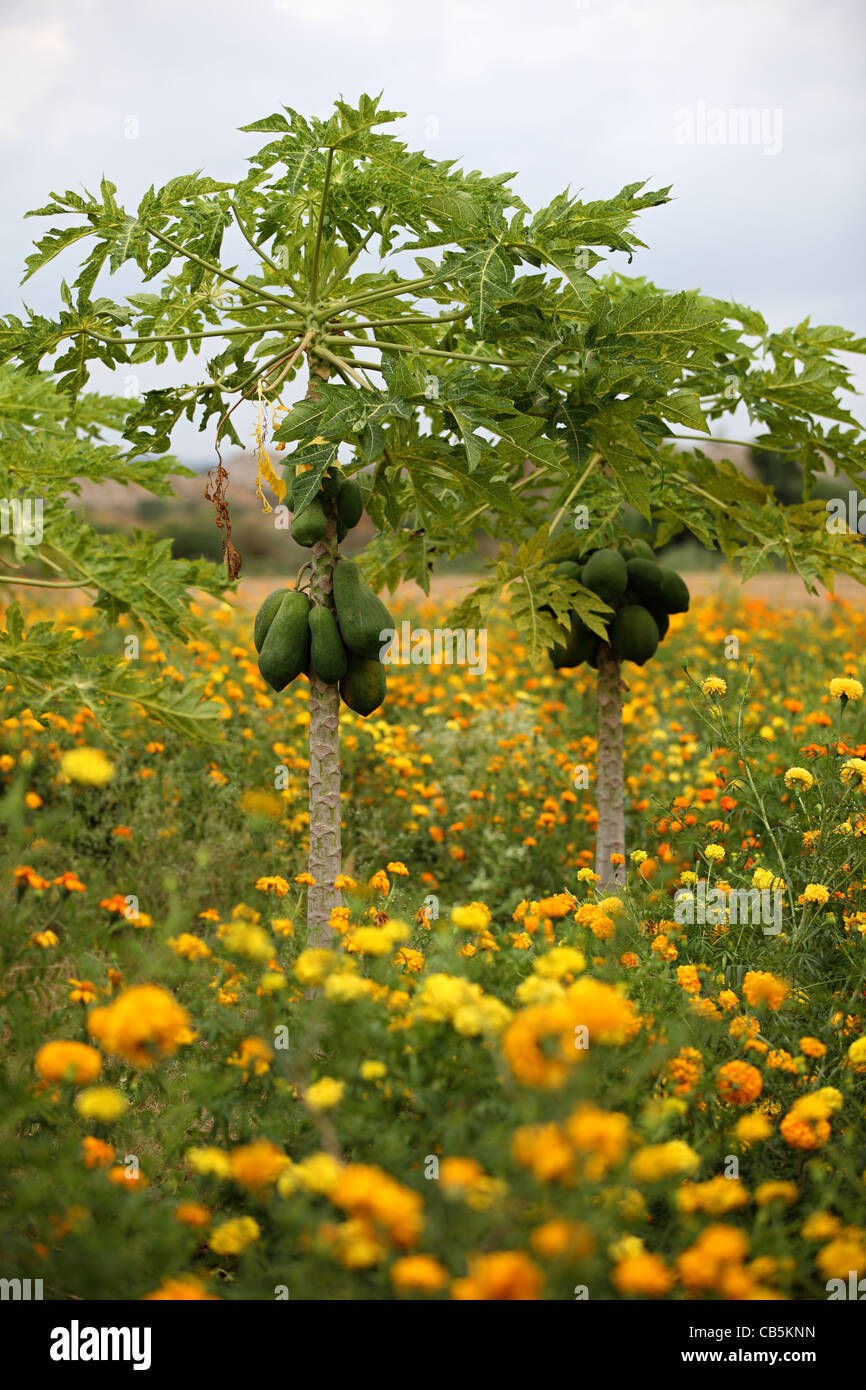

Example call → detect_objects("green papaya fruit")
336 477 364 529
320 467 342 499
552 559 583 580
339 652 387 716
646 605 670 640
291 496 330 547
609 604 660 665
308 604 348 684
581 547 628 604
550 615 597 670
658 567 690 614
631 538 656 561
618 543 637 562
332 559 393 659
258 591 312 691
626 558 666 606
254 588 287 654
336 517 348 543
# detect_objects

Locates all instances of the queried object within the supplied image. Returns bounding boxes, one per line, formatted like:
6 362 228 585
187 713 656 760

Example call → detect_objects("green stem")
547 453 601 537
327 335 518 367
0 574 87 589
148 228 302 311
312 345 374 391
309 148 334 304
325 274 444 316
230 200 285 279
75 321 302 348
338 310 470 332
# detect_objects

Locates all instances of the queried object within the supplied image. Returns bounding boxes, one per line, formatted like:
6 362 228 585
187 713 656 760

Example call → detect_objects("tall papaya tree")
3 93 866 914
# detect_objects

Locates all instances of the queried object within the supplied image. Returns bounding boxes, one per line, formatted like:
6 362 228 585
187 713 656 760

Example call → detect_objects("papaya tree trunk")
306 500 342 945
595 642 625 886
303 362 342 946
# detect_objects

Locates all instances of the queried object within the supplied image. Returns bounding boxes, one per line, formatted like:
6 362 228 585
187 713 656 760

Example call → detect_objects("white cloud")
0 22 74 138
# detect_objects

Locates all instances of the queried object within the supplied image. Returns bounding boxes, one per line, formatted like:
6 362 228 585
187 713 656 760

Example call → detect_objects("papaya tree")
4 93 866 918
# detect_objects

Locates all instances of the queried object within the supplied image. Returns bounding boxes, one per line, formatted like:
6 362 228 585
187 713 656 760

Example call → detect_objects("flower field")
2 586 866 1302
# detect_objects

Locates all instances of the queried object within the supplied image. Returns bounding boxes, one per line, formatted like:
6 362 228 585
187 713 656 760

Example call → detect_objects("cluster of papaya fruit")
253 465 393 716
547 537 690 670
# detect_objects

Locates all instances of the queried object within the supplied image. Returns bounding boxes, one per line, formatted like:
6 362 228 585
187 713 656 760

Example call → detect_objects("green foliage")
2 94 864 658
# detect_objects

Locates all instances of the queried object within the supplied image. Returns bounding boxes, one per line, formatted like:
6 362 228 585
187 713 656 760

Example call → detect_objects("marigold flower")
87 985 190 1068
700 677 727 697
452 1250 543 1301
829 677 863 701
717 1060 763 1106
35 1040 101 1085
742 970 789 1010
209 1216 261 1256
784 766 814 791
74 1086 128 1122
143 1277 220 1301
60 747 115 785
304 1077 345 1112
390 1255 447 1292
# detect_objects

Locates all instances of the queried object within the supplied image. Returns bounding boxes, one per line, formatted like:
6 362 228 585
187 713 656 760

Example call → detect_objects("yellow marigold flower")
516 975 566 1007
229 1140 290 1191
386 861 409 877
82 1136 115 1169
848 1037 866 1066
219 919 273 962
841 756 866 791
324 973 376 1003
533 946 586 980
452 1250 543 1301
292 1152 343 1196
360 1060 387 1081
258 971 286 994
108 1165 148 1191
74 1086 128 1122
816 1235 866 1280
700 676 727 697
630 1140 700 1183
254 874 290 896
566 1103 630 1178
734 1111 773 1143
167 933 211 962
799 1036 827 1058
174 1202 211 1229
677 1177 748 1216
784 766 814 791
87 985 190 1068
829 677 863 701
754 1180 798 1207
35 1040 101 1085
186 1146 232 1179
511 1124 573 1183
529 1220 595 1261
451 902 492 932
209 1216 261 1256
60 747 115 785
294 873 316 886
304 1077 345 1112
801 1212 841 1241
143 1275 219 1300
717 1060 762 1106
576 868 599 883
742 970 789 1010
271 917 294 937
30 930 59 948
802 883 830 905
390 1254 448 1292
332 1164 424 1249
704 844 725 862
630 850 648 864
613 1252 673 1296
368 870 390 894
676 964 702 996
294 948 340 986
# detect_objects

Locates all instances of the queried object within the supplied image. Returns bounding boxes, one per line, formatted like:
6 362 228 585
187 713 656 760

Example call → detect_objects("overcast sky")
1 0 864 462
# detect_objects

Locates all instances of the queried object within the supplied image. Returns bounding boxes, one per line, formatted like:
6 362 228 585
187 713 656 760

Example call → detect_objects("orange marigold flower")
717 1060 763 1106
